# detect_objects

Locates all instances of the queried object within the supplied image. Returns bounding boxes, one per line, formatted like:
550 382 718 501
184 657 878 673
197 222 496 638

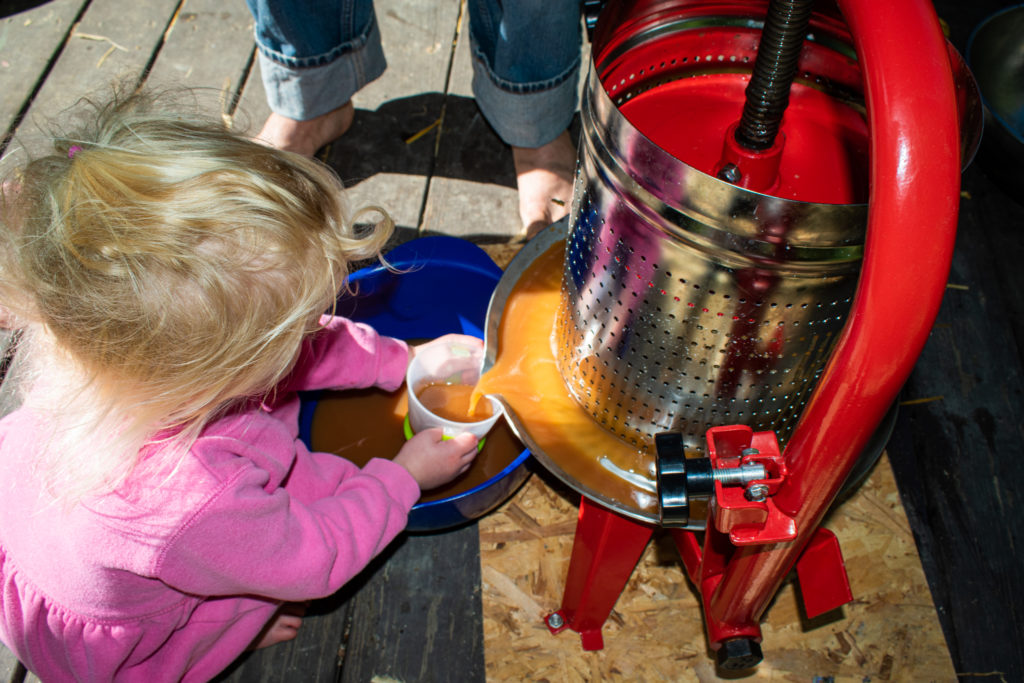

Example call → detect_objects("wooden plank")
214 597 353 683
887 165 1024 680
230 56 270 139
0 649 24 683
235 0 463 236
420 12 519 240
218 526 488 682
888 2 1024 680
143 0 255 116
0 0 87 148
359 0 458 107
318 84 448 244
339 525 486 683
4 0 181 162
421 14 592 240
327 0 463 237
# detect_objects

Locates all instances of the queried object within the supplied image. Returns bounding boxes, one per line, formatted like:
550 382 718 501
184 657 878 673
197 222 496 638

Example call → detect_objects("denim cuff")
256 19 386 120
470 55 580 149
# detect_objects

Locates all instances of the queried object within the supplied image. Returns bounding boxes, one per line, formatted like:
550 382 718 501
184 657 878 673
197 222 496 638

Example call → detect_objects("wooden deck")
1 0 1022 681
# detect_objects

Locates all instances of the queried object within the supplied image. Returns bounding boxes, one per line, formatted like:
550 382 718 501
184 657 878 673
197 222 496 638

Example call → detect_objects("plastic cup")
406 338 503 443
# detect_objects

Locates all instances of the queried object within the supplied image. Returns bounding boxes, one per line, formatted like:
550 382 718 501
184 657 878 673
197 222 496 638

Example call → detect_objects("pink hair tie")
68 145 83 159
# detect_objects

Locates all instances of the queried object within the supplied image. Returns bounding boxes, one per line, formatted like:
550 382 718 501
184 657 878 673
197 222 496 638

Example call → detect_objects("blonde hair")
0 88 394 500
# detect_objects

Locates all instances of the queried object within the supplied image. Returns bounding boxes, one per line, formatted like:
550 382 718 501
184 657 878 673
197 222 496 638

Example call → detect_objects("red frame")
548 0 962 655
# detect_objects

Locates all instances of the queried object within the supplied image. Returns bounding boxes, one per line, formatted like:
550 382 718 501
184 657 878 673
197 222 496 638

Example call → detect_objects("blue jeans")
247 0 582 148
468 0 582 147
246 0 386 121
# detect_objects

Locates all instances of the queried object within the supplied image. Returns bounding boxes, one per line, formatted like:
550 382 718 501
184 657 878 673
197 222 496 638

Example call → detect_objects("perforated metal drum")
555 1 871 451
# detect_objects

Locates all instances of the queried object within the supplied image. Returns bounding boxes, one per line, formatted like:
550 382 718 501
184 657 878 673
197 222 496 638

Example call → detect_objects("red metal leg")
795 528 853 619
548 496 654 650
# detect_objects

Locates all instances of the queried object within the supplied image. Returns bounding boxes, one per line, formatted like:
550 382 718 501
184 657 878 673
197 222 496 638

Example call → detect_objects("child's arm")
282 315 409 394
153 430 477 601
155 456 416 600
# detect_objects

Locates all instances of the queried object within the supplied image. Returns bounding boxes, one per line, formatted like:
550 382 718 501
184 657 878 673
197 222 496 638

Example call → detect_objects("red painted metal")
795 528 854 619
702 0 962 641
706 426 794 546
671 526 703 585
549 0 963 659
713 123 785 193
687 425 791 650
618 68 870 204
548 496 654 650
675 495 765 647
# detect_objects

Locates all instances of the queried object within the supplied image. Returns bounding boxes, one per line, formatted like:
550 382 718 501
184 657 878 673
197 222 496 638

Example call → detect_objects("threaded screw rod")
735 0 815 151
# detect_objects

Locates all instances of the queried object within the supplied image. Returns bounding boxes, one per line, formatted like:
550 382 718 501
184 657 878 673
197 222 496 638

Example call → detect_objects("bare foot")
248 602 308 650
255 102 356 157
513 130 577 240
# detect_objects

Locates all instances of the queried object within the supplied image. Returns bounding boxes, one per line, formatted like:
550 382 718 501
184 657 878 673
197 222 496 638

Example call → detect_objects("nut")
744 483 770 502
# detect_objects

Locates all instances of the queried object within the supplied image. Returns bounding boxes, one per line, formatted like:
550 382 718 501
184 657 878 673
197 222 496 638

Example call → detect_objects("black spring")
735 0 815 151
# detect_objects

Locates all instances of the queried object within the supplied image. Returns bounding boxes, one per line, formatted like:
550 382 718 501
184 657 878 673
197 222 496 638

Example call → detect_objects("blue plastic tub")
298 236 532 532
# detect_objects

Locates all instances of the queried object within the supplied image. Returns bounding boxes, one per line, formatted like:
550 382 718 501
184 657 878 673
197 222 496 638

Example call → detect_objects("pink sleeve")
284 316 410 393
155 456 420 600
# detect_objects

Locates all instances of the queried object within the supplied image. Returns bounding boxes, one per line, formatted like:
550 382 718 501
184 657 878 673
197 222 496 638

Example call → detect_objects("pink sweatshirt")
0 317 419 681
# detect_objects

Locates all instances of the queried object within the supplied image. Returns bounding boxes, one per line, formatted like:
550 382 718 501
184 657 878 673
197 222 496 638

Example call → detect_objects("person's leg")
467 0 582 237
246 0 386 155
257 104 356 157
512 130 577 238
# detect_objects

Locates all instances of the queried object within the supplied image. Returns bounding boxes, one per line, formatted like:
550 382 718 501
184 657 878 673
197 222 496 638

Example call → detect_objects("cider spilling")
473 240 667 513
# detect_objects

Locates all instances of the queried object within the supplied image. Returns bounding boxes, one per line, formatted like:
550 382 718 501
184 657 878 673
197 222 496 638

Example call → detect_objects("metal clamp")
706 426 797 545
655 432 769 528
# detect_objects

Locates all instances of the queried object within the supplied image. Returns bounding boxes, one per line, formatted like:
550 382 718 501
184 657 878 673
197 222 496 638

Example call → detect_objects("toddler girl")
0 90 480 681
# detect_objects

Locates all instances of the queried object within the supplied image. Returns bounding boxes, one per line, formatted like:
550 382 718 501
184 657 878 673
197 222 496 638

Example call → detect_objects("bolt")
547 613 565 629
741 447 760 456
718 163 742 184
745 483 770 502
713 463 767 487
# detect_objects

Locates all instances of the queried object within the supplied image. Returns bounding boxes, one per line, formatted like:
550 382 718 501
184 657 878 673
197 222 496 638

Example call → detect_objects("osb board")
477 242 526 269
478 454 956 682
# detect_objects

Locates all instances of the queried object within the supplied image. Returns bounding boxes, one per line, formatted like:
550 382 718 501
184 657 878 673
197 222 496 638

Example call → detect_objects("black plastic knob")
655 432 714 527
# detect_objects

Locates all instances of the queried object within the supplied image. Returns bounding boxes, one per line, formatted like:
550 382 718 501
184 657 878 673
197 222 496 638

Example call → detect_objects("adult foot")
255 101 355 157
248 602 308 650
513 130 577 240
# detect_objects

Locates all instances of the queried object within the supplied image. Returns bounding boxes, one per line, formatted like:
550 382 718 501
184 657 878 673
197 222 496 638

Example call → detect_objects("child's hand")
393 428 479 490
410 334 483 360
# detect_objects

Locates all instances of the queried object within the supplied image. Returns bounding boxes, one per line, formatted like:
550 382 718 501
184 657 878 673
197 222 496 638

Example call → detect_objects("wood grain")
479 459 957 681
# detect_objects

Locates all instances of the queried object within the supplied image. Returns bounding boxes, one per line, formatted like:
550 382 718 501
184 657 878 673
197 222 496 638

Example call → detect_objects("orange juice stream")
471 241 659 512
416 382 493 422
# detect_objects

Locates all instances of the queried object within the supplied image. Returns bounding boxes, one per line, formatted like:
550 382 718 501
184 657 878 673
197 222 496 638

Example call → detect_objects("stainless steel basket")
555 4 870 451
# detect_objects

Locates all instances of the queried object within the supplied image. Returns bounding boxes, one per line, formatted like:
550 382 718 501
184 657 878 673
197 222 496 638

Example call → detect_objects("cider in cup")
406 337 502 442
